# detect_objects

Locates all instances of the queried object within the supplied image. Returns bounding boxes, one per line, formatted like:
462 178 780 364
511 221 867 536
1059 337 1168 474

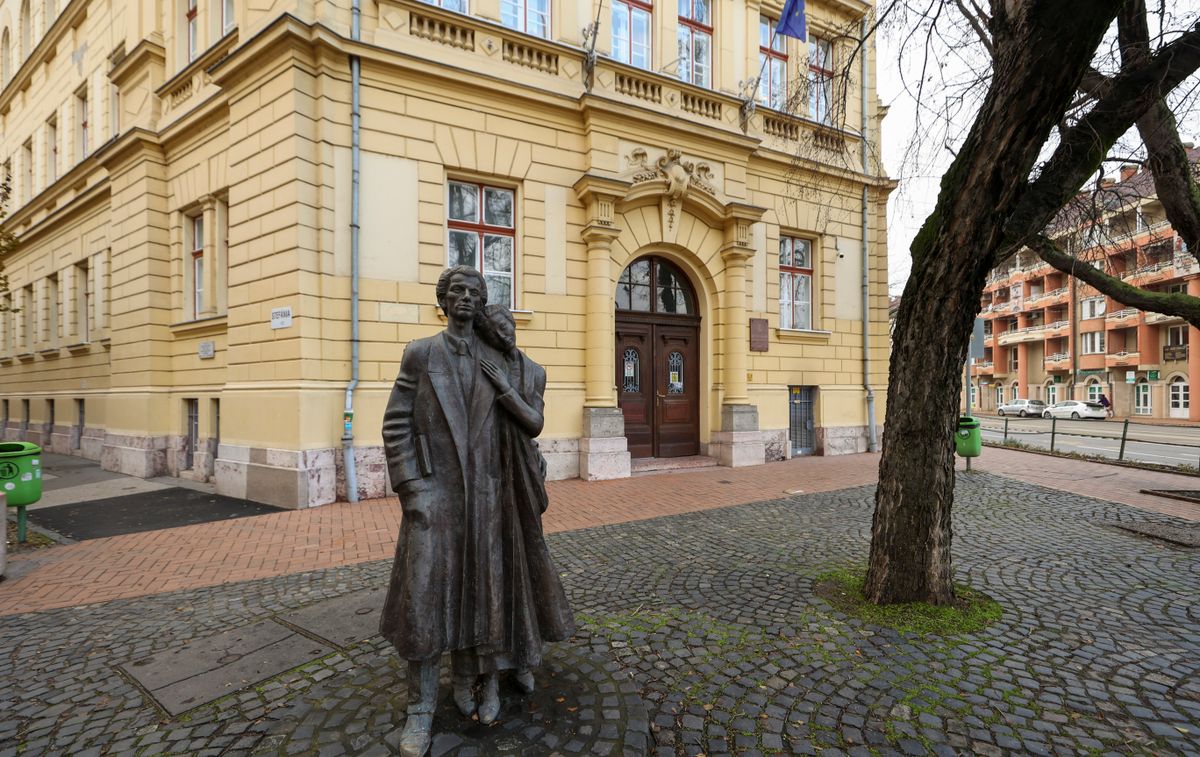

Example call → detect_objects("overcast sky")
874 7 1200 296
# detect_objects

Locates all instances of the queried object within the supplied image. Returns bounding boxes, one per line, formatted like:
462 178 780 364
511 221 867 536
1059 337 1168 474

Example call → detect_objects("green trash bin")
955 416 981 458
0 442 42 542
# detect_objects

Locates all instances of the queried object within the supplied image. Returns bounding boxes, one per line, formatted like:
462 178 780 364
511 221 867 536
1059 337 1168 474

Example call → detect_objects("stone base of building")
578 407 631 481
101 433 169 478
334 445 391 502
817 425 873 455
708 405 765 467
539 438 580 481
216 446 338 509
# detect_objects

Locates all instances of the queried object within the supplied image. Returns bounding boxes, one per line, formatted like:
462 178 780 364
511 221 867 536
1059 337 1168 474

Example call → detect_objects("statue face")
489 312 516 352
443 272 483 322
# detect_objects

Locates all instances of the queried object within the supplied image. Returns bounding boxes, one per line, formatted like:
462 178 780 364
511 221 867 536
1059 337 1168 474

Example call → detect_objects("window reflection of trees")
616 258 694 315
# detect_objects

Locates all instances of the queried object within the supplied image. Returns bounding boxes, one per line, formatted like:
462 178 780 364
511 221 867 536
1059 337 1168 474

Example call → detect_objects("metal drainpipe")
860 17 878 452
342 1 362 502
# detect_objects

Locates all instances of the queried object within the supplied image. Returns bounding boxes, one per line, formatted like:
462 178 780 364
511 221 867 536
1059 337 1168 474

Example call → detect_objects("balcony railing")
1146 311 1185 325
997 324 1045 345
1106 351 1140 367
1105 308 1139 322
1164 344 1189 362
1122 260 1174 281
1174 253 1199 276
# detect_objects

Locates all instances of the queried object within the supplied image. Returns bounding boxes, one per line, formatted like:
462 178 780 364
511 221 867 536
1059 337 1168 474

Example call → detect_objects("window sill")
776 327 833 344
170 315 228 337
435 308 534 325
37 346 61 358
66 341 91 354
15 352 35 362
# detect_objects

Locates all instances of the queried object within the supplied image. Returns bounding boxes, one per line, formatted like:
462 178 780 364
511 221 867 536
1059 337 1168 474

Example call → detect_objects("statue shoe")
452 676 476 718
478 673 501 724
398 712 433 757
514 668 535 694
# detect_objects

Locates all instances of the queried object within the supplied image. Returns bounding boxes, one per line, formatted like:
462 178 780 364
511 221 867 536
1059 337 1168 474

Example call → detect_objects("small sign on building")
749 318 769 352
1149 370 1161 380
198 341 215 359
1126 370 1136 384
271 306 293 330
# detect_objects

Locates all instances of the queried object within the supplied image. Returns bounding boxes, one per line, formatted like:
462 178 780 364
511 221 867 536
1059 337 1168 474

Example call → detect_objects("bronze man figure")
379 267 573 757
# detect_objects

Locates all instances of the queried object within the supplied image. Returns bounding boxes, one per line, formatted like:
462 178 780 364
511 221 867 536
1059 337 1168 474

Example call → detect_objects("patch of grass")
5 518 59 553
813 567 1002 637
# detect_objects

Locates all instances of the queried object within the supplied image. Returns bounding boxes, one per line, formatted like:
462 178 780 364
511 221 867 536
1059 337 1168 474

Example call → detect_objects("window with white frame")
110 82 120 137
190 214 204 318
758 17 786 109
779 235 813 330
1081 331 1106 354
1087 380 1103 403
19 0 29 60
46 114 56 183
1081 297 1106 319
1168 324 1188 346
1 31 10 85
676 0 712 88
1134 379 1151 415
501 0 548 37
995 385 1004 406
421 0 467 12
186 0 199 62
808 36 833 124
1046 382 1058 405
611 0 651 70
21 139 32 200
1007 348 1018 372
76 86 88 160
223 0 235 33
74 259 89 342
1010 382 1019 402
446 181 515 308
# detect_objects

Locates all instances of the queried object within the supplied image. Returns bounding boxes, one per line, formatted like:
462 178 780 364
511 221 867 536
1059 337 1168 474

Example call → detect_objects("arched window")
1010 381 1019 402
19 0 30 60
1045 381 1057 406
1 30 10 85
615 257 695 315
1086 379 1103 403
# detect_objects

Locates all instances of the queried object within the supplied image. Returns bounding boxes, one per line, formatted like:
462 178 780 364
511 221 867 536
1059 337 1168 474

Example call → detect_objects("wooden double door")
616 314 701 459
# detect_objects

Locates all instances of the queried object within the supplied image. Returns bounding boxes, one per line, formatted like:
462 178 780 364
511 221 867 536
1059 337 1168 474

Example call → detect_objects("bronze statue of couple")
379 266 575 757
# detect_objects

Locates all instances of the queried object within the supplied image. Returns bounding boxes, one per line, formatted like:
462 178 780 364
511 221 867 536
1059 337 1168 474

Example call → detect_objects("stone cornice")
0 0 89 114
108 37 166 89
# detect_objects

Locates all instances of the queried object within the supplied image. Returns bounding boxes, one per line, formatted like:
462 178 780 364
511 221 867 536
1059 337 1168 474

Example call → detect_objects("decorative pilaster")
574 174 632 480
711 205 765 467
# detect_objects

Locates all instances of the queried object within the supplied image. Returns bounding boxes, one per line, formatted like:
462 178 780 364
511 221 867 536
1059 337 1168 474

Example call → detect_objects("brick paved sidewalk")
1 446 1197 617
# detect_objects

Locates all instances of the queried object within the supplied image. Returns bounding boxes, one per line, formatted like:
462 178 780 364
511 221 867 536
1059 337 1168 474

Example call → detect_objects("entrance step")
631 455 719 476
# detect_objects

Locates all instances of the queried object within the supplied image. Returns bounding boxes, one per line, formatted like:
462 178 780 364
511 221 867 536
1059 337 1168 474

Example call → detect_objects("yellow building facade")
0 0 890 507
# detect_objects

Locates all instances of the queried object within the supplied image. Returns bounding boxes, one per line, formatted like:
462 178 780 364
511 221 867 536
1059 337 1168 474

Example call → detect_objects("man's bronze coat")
379 332 508 661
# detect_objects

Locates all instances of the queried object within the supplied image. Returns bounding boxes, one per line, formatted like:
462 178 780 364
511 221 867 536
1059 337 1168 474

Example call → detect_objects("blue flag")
775 0 807 41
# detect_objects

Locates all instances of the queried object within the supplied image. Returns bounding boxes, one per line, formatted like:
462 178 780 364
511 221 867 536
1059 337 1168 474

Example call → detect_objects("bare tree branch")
1032 235 1200 327
1004 21 1200 254
952 0 993 55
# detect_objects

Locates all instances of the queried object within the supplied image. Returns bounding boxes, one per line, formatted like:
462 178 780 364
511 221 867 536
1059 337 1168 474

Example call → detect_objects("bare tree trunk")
865 0 1123 605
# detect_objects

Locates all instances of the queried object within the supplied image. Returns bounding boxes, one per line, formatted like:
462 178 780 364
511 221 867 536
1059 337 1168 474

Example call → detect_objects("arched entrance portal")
615 256 701 458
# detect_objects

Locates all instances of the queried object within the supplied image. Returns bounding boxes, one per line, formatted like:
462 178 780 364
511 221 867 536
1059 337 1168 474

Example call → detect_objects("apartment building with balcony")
970 151 1198 421
0 0 891 507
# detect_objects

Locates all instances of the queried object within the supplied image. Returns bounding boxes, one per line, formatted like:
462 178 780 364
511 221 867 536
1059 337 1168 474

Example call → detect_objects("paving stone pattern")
1 473 1198 756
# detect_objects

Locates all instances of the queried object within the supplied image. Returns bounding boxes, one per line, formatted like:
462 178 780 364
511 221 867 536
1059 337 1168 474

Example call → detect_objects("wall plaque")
749 318 769 352
198 341 215 359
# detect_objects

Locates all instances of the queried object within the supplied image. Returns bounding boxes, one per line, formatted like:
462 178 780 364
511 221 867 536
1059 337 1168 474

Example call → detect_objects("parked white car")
1041 400 1107 420
997 398 1047 417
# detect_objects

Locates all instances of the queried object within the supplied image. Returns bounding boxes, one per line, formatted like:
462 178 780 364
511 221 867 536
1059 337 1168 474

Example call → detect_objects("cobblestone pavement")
2 473 1199 756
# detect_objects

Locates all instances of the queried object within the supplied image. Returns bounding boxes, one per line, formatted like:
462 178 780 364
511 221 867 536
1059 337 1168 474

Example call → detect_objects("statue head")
436 266 488 322
477 303 517 353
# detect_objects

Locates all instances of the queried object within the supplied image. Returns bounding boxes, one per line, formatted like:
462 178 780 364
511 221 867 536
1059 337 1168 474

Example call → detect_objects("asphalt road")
975 416 1200 467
